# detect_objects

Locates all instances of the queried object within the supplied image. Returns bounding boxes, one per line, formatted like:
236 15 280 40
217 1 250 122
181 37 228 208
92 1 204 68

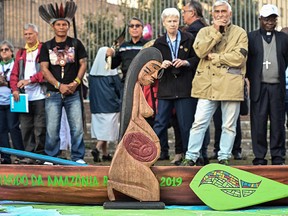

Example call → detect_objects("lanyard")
167 31 180 60
1 63 11 76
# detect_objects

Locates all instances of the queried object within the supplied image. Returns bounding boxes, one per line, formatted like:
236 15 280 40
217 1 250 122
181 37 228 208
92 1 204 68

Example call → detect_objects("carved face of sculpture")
138 60 162 86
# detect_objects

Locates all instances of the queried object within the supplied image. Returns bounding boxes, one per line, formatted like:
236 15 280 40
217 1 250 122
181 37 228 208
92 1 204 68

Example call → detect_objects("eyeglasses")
0 48 10 52
157 69 164 79
181 10 193 14
128 24 142 28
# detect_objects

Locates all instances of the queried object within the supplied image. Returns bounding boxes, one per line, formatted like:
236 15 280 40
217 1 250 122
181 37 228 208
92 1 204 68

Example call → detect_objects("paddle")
0 147 87 166
190 163 288 211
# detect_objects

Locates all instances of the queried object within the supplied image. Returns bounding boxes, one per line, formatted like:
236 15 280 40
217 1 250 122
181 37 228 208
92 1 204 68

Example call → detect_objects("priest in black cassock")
246 4 288 165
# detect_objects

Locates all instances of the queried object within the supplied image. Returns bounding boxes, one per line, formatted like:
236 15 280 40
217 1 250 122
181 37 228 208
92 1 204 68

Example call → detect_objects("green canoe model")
190 163 288 211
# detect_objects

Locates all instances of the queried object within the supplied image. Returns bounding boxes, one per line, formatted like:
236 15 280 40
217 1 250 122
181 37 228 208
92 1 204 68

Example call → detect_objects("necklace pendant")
59 59 66 67
263 59 271 70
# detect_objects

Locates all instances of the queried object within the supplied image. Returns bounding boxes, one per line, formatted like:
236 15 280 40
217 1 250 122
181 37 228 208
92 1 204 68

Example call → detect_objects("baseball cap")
259 4 279 17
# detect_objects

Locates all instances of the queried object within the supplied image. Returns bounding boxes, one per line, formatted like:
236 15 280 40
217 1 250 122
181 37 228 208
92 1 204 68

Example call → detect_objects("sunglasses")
0 48 10 52
128 24 142 28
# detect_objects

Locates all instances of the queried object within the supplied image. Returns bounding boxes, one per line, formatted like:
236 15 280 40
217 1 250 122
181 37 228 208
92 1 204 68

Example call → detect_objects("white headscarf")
89 47 118 76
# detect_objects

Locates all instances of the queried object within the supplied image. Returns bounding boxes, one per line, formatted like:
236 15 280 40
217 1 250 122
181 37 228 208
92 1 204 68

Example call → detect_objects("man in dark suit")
247 4 288 165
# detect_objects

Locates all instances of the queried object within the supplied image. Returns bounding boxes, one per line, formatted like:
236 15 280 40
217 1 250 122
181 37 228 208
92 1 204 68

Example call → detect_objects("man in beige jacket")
182 0 248 166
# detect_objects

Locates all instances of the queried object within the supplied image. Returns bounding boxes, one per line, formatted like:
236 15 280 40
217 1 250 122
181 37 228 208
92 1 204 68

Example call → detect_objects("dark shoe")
272 160 285 165
233 152 242 160
91 149 101 162
195 157 209 166
35 160 45 165
219 159 229 166
0 158 11 164
272 157 285 165
174 158 183 166
252 158 267 165
181 159 196 166
158 152 169 160
196 158 204 166
203 157 210 165
102 154 113 162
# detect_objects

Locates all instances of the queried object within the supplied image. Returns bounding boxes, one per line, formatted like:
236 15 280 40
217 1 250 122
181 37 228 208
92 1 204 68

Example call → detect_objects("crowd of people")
0 0 287 166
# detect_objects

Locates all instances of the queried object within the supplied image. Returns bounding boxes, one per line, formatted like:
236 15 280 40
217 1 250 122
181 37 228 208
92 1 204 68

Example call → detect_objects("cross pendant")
263 60 271 70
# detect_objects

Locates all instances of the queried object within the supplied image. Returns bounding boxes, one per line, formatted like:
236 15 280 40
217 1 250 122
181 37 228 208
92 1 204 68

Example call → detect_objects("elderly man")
247 4 288 165
182 0 207 37
10 23 46 164
182 0 248 166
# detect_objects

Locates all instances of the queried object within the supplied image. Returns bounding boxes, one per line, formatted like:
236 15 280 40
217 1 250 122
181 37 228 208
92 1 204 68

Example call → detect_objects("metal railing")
0 0 287 69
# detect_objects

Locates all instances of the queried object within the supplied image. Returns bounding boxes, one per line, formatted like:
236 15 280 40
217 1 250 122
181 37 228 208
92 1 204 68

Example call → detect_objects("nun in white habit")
89 47 122 162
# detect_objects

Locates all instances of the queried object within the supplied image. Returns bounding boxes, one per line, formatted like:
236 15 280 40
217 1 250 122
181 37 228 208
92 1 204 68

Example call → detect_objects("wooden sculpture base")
103 201 165 209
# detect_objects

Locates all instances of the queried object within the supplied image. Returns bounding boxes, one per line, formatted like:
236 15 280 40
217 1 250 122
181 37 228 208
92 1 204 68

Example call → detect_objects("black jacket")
153 31 199 99
247 29 288 102
111 38 148 81
187 19 206 38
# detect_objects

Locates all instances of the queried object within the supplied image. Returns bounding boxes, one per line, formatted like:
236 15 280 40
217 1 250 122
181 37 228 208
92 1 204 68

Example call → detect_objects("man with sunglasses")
106 17 148 84
246 4 288 165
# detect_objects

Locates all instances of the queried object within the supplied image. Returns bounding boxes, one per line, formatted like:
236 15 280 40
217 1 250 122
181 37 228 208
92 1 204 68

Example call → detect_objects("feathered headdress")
39 1 77 25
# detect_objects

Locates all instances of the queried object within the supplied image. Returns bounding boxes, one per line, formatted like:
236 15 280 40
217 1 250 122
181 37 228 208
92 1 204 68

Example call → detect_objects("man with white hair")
182 0 248 166
10 23 46 164
246 4 288 165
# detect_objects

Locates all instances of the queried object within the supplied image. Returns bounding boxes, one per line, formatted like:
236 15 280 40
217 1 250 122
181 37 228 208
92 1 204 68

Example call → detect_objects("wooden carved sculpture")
107 47 163 201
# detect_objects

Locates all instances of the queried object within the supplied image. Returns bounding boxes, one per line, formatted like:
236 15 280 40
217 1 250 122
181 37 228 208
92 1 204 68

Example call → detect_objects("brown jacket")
192 24 248 101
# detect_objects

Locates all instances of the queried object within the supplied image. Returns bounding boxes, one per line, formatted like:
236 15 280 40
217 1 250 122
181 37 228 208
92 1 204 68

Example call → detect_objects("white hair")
212 0 232 12
161 8 180 22
24 23 39 33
